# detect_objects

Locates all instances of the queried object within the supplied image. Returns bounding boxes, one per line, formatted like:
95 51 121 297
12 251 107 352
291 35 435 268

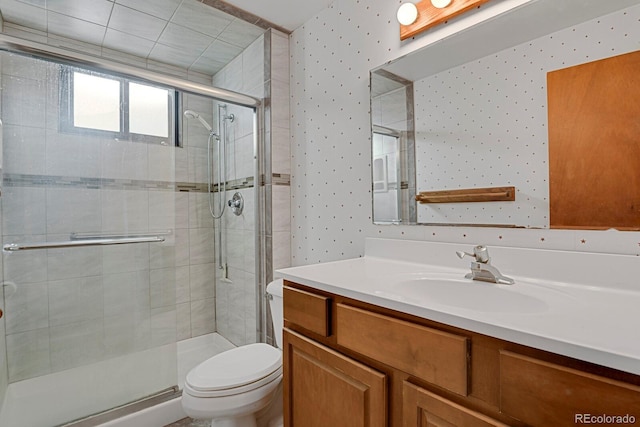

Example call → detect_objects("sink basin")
387 275 550 313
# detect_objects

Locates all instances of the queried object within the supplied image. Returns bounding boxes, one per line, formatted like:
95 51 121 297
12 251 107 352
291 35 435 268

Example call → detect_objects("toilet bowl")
181 279 284 427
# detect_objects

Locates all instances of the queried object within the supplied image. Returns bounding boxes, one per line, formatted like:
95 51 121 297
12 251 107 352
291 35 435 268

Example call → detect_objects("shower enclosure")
0 36 263 427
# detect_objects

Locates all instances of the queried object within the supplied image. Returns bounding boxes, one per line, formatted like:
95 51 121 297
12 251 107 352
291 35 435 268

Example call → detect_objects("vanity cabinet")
282 281 640 427
283 330 387 427
499 352 640 426
403 382 509 427
335 303 469 396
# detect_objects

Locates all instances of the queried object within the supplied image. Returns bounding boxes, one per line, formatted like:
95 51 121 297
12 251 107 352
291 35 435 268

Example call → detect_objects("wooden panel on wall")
547 50 640 230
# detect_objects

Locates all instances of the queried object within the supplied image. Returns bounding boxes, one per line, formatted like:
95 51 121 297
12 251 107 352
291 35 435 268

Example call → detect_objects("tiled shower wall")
211 29 291 346
268 30 293 276
211 33 261 347
177 91 218 342
290 1 640 265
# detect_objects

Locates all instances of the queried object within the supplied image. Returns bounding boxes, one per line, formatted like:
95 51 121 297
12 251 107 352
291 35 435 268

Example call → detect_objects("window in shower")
60 66 180 145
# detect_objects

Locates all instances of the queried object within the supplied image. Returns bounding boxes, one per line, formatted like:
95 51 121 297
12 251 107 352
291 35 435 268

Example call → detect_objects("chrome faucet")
456 245 515 285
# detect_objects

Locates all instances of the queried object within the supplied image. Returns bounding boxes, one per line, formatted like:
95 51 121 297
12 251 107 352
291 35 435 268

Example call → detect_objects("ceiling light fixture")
397 2 418 26
399 0 489 40
431 0 453 8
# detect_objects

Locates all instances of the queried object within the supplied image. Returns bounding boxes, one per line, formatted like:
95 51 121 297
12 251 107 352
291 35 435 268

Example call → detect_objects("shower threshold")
0 333 235 427
59 386 181 427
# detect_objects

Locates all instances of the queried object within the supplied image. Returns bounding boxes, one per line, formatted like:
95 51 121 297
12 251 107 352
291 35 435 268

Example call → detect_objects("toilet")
181 279 284 427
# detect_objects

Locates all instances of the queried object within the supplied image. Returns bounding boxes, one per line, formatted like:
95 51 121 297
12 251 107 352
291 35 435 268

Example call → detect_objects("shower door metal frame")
0 34 260 108
0 32 268 425
0 32 267 340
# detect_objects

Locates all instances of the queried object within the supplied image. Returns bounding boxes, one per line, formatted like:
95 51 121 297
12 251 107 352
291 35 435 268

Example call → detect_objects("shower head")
184 109 213 132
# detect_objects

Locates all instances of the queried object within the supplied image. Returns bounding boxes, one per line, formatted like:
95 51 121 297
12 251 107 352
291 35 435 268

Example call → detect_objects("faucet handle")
456 245 490 263
456 250 474 260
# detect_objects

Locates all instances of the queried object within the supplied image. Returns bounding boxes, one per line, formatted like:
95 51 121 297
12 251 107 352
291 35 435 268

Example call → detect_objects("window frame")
59 65 181 146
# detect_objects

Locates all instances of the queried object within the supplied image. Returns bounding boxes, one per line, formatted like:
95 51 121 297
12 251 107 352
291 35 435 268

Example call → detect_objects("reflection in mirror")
370 0 640 229
372 130 398 222
370 70 416 224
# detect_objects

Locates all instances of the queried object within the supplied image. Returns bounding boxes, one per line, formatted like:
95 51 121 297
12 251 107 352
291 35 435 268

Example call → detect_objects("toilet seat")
184 343 282 398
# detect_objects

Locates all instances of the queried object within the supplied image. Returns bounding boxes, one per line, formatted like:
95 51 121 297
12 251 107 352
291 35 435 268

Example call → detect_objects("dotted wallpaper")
414 8 640 228
414 51 549 227
290 1 640 265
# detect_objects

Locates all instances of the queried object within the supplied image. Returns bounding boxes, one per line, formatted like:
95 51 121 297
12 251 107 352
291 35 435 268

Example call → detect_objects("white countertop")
276 238 640 375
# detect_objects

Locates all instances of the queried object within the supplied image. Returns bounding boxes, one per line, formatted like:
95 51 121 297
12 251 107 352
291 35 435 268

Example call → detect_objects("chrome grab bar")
3 236 165 252
69 231 171 240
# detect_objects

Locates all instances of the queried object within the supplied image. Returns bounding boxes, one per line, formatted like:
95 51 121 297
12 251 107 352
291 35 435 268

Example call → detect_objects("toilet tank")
266 279 284 349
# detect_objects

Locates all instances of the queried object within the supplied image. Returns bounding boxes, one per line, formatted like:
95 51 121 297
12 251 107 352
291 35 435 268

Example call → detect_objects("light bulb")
431 0 452 8
397 2 418 26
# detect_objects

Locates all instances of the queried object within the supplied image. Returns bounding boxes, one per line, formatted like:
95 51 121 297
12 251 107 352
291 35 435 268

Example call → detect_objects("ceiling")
222 0 332 32
0 0 315 75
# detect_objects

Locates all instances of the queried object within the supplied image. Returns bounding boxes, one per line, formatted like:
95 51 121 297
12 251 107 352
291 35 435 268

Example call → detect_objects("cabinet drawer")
500 351 640 426
283 286 331 337
336 303 469 395
403 381 509 427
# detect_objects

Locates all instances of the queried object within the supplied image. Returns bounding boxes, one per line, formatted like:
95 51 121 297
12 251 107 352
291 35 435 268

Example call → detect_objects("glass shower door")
0 51 179 427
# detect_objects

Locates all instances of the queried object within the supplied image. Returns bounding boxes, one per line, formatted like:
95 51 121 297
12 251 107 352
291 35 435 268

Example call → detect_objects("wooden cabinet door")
283 328 387 427
403 382 509 427
500 351 640 426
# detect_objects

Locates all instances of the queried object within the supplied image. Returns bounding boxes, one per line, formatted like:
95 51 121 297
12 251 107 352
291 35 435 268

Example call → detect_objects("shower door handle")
3 235 165 252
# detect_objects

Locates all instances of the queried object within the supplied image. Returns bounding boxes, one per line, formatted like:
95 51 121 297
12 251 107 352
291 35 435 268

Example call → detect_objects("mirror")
371 70 416 224
370 0 640 228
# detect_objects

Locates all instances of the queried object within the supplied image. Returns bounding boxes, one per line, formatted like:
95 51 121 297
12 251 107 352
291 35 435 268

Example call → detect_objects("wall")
211 29 291 346
290 0 640 266
178 91 220 342
267 30 293 277
211 34 262 347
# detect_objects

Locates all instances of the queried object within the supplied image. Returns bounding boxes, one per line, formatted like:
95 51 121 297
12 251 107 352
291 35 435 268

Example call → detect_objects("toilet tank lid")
267 278 284 297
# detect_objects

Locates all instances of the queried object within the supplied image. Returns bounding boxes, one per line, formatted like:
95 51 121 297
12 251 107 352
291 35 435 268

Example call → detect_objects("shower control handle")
228 192 244 216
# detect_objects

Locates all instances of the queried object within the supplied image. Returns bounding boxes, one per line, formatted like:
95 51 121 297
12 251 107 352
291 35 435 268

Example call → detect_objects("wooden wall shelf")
400 0 492 41
416 186 515 203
